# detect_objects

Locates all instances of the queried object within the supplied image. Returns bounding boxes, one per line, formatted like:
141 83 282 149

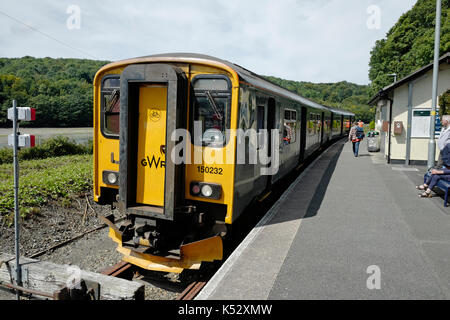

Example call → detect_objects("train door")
119 64 187 221
136 84 167 206
299 106 307 162
320 112 325 144
265 97 277 190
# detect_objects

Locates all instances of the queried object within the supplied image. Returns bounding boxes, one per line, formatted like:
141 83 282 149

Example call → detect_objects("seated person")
417 144 450 198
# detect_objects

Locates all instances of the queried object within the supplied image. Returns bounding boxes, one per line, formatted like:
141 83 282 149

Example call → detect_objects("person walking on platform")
349 122 365 157
436 115 450 168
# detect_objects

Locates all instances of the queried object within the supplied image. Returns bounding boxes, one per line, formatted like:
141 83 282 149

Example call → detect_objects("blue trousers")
426 174 450 190
352 141 360 156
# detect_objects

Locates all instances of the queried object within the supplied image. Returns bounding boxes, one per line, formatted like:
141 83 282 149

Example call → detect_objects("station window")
191 75 231 147
101 76 120 137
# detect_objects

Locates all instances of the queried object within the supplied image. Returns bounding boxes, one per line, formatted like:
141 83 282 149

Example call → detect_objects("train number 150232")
197 166 223 175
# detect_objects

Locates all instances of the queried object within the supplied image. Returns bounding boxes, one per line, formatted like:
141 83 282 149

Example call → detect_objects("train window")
284 110 291 120
283 109 297 145
192 75 231 147
101 76 120 137
103 78 120 89
257 106 265 130
291 110 297 121
194 78 228 91
308 113 315 135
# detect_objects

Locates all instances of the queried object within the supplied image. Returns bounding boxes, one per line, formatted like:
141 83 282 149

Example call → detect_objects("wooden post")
0 253 144 300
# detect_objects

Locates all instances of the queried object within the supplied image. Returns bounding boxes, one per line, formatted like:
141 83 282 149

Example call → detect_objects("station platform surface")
197 139 450 300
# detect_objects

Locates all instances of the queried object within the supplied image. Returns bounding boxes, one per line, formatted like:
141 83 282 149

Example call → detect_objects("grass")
0 154 93 226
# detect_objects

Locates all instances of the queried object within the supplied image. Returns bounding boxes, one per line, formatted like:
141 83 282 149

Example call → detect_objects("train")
92 53 354 273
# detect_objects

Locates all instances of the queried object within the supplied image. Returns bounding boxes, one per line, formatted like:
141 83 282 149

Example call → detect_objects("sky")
0 0 418 85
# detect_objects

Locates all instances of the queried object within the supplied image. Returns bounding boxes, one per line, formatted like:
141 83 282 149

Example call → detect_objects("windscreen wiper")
107 89 120 112
205 90 223 120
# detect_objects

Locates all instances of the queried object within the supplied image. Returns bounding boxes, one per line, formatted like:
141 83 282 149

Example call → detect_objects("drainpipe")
405 82 414 165
387 97 394 164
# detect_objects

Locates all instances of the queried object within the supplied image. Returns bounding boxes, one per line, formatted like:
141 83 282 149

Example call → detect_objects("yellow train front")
93 53 354 274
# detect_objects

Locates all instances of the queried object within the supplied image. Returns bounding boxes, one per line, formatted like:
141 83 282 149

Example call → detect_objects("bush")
0 148 13 164
369 121 375 130
0 136 91 164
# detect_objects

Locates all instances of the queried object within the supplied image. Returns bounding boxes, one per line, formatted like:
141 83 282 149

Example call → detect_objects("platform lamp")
387 73 397 83
428 0 442 170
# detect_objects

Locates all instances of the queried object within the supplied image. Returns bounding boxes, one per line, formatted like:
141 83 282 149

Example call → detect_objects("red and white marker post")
7 100 36 299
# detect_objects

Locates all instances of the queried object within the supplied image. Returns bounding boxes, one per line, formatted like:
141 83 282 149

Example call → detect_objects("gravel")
0 193 182 300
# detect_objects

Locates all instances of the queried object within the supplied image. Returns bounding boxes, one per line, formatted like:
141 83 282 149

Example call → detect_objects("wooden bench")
424 172 450 207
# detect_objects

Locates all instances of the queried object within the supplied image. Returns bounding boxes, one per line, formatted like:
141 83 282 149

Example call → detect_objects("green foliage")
369 0 450 94
0 57 109 128
0 55 376 126
0 136 92 165
439 90 450 116
369 121 376 130
264 76 374 122
0 154 92 225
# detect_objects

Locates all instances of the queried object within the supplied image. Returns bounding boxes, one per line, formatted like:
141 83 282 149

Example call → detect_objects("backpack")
355 128 365 140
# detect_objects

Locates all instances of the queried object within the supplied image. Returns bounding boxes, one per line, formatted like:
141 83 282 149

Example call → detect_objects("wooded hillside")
265 76 372 122
0 57 108 127
0 56 373 126
369 0 450 93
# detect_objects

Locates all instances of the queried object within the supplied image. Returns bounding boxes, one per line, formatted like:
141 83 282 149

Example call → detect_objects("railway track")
176 280 207 300
102 260 208 300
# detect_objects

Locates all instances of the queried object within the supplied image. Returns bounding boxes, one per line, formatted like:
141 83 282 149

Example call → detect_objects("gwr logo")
141 155 166 169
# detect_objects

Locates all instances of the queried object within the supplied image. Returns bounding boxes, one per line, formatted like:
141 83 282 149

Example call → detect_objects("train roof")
106 53 354 116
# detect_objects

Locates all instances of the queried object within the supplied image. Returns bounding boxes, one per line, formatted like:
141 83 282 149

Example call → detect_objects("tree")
0 57 109 127
369 0 450 94
439 90 450 116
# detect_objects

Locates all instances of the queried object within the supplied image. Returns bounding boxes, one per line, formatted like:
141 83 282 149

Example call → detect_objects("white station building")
369 52 450 165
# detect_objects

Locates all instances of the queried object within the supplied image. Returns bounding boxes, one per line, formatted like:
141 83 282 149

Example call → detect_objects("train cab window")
192 75 231 147
101 76 120 137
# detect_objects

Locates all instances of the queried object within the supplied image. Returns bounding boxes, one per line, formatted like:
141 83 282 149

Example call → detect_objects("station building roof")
368 52 450 106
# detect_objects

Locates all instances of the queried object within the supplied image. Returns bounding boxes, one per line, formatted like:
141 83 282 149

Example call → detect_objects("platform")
197 139 450 300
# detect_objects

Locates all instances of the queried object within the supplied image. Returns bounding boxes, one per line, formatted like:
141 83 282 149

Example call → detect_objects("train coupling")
99 215 223 274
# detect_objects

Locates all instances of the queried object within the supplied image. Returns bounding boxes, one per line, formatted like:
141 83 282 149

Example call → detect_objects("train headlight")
201 185 213 197
107 173 118 185
102 171 119 186
190 182 222 200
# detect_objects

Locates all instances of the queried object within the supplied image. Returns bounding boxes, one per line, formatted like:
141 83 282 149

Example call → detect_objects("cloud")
0 0 417 84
